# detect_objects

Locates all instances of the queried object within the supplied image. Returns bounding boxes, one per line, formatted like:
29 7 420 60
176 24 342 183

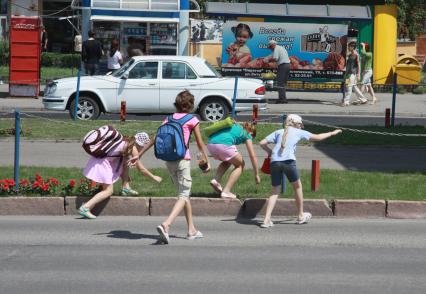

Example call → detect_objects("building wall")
11 0 41 17
397 41 417 56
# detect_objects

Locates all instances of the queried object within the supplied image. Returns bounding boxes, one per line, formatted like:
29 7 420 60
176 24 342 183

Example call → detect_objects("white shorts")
362 69 373 85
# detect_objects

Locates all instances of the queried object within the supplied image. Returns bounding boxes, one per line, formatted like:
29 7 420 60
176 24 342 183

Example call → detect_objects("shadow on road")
96 230 159 241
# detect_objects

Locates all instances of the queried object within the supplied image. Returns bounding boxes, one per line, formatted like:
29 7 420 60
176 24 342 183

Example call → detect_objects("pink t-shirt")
162 113 199 160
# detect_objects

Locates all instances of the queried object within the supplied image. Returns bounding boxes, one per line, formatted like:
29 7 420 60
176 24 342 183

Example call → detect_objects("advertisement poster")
191 19 223 43
221 21 348 81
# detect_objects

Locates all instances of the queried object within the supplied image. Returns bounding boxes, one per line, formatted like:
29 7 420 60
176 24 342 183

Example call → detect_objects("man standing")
41 25 48 52
266 40 291 104
82 30 103 76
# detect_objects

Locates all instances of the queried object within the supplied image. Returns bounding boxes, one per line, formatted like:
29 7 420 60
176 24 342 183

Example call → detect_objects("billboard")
191 19 223 43
221 21 348 81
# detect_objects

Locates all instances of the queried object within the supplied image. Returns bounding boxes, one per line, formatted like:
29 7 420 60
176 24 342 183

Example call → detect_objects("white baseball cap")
268 40 277 46
134 132 150 147
286 114 303 124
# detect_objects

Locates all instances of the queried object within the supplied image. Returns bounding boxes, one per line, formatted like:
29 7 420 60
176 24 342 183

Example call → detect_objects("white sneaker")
157 225 170 244
296 212 312 225
260 221 274 228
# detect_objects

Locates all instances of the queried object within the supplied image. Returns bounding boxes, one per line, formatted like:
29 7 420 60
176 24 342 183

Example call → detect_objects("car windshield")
112 59 135 77
203 61 222 78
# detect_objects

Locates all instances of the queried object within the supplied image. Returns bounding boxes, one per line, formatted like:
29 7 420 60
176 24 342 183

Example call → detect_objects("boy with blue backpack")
129 90 210 244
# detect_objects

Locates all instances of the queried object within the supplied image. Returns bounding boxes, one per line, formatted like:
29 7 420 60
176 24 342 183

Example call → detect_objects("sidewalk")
1 83 426 117
1 140 425 172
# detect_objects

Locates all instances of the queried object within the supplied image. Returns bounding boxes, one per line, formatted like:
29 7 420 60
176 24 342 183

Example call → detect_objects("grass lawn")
1 166 425 201
1 118 426 146
0 66 77 84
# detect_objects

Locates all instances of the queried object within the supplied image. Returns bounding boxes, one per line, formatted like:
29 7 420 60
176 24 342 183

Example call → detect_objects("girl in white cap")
79 132 162 219
259 114 342 227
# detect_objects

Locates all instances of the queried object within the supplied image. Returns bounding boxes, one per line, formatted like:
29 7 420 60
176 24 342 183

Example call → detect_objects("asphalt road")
1 216 425 294
1 140 426 171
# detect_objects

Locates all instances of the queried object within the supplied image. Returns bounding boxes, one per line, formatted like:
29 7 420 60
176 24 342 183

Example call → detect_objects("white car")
43 56 267 121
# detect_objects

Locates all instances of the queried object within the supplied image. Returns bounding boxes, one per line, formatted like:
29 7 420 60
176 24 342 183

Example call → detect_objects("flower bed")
0 175 100 196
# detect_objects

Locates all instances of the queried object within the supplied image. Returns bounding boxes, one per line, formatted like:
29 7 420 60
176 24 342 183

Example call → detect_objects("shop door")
9 16 41 97
159 61 201 112
117 61 160 112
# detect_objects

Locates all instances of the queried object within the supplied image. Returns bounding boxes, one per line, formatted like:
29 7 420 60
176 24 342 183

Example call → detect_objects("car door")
117 61 160 112
159 61 201 112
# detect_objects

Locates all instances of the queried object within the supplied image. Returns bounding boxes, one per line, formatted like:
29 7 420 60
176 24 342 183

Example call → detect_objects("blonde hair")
122 136 136 157
280 116 302 150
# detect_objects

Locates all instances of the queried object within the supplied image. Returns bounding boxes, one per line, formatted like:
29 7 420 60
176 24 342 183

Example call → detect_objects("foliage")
0 40 8 66
41 53 80 68
412 85 426 94
0 174 100 196
387 0 426 39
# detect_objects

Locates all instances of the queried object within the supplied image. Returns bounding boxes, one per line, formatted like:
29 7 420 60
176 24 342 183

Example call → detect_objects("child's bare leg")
263 185 281 224
84 184 113 210
161 198 186 233
291 179 304 219
215 161 231 182
222 154 244 193
183 199 197 235
121 163 131 189
368 85 377 102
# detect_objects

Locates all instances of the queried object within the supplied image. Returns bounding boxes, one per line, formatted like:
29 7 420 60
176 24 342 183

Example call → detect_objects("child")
207 120 260 199
224 23 253 67
79 132 162 219
259 114 342 227
360 42 377 104
342 41 367 106
130 90 210 244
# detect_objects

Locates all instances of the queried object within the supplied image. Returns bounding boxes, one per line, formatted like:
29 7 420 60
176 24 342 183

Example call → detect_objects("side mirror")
121 72 129 80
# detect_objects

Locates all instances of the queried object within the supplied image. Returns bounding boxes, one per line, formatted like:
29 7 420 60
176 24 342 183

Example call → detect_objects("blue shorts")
270 160 299 186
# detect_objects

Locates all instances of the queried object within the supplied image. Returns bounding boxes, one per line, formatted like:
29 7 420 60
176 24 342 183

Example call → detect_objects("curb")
334 199 386 218
0 197 64 215
0 197 425 219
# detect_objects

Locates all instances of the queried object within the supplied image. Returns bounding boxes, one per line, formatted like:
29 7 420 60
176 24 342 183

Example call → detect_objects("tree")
387 0 425 39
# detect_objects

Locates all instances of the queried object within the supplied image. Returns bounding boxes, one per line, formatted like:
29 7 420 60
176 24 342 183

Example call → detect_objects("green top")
361 48 373 71
208 124 252 146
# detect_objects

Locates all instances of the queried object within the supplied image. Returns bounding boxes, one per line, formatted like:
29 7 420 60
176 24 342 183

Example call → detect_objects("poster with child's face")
221 21 348 81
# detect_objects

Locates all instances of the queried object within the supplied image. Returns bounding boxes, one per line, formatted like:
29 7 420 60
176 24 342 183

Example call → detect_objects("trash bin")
393 55 422 85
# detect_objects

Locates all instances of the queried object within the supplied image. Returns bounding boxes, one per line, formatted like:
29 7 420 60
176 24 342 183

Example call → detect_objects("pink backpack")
82 125 123 158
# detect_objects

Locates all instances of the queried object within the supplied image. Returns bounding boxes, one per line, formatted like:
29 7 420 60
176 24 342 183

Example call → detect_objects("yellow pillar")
373 4 397 84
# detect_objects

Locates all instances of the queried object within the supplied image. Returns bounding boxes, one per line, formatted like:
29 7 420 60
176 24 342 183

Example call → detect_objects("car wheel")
199 98 230 122
69 96 100 120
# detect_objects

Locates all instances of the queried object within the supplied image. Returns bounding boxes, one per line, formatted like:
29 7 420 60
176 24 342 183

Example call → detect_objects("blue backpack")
154 114 194 161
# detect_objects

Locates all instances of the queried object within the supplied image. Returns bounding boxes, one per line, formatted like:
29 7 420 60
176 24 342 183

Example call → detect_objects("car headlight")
45 82 57 95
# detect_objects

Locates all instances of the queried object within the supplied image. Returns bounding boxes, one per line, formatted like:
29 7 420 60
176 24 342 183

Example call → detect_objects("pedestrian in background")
360 42 378 104
40 25 48 52
259 114 342 228
82 30 103 76
264 40 291 104
107 39 123 72
341 41 367 106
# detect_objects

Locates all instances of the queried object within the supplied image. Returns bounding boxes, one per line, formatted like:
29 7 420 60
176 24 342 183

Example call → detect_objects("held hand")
127 156 139 166
202 162 211 174
153 176 163 184
255 174 261 184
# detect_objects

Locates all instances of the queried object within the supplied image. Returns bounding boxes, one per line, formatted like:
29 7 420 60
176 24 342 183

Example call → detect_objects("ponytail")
280 125 289 151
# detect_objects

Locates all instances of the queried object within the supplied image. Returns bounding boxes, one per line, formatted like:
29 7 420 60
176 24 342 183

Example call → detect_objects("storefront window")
150 23 177 55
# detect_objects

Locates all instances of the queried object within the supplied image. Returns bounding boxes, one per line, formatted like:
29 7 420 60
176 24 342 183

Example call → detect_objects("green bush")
412 85 426 94
0 40 9 66
41 53 80 68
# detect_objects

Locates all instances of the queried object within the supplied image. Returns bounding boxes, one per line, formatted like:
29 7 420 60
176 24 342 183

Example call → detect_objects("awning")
90 15 179 23
205 2 371 20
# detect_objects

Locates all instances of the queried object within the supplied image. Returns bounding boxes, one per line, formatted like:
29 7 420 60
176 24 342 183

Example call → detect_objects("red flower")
32 181 40 188
48 178 59 186
35 173 42 181
41 184 49 191
20 179 29 186
69 179 76 188
90 181 97 188
6 179 15 186
2 184 9 191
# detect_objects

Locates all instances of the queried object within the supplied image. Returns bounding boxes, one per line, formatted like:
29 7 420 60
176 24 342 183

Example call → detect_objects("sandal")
187 231 203 240
221 191 237 199
156 224 170 244
369 99 378 105
210 179 223 193
260 221 274 228
296 212 312 225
